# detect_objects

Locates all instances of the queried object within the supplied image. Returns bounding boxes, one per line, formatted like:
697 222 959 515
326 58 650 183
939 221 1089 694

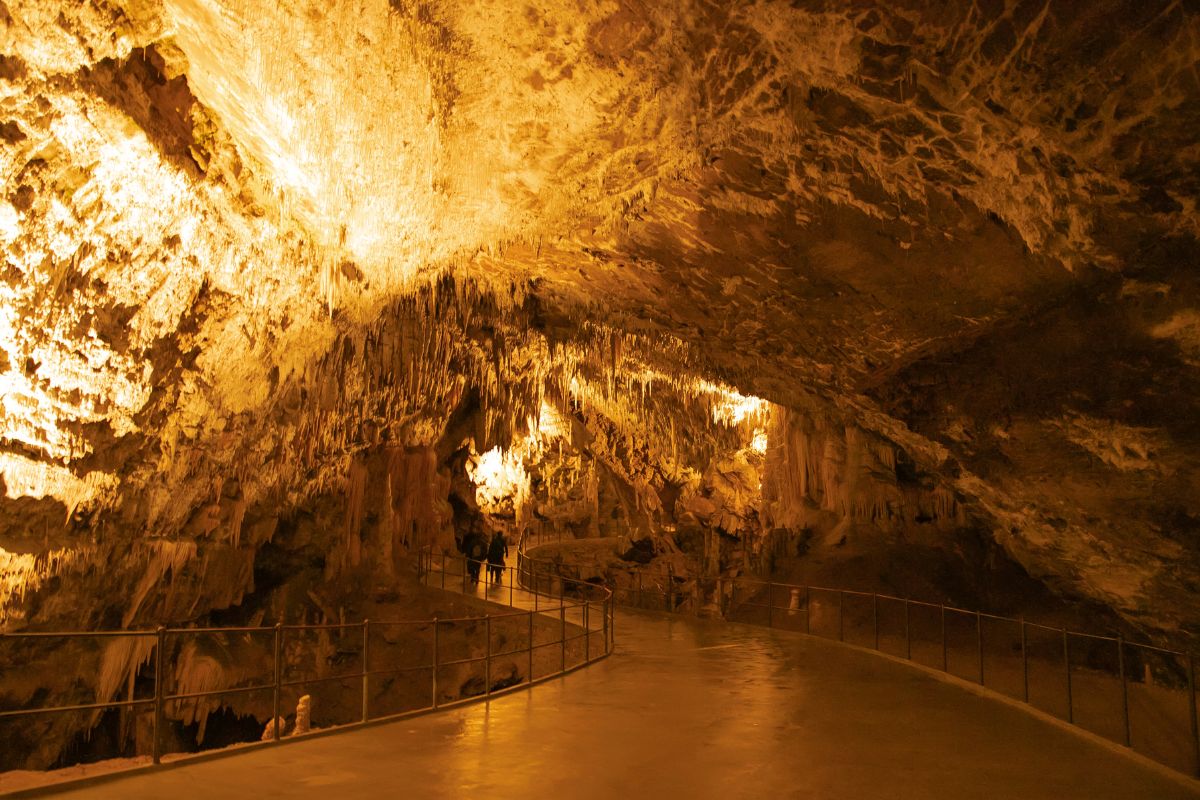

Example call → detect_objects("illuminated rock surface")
1 0 1198 773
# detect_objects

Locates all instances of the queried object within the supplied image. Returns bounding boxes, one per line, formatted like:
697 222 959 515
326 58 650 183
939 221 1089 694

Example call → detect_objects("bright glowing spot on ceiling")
750 428 768 455
536 401 566 439
163 0 504 278
0 453 118 509
698 380 771 426
467 446 532 515
468 408 568 517
0 203 19 244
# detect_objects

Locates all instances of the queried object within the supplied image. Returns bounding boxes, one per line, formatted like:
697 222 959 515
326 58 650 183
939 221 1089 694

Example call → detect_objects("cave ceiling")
1 0 1199 631
151 0 1197 404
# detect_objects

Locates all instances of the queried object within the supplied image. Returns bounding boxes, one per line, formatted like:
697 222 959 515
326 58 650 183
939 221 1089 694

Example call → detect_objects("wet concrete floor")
52 608 1198 799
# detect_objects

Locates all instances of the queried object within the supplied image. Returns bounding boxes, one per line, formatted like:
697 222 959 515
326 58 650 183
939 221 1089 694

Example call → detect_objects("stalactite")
0 546 99 625
762 407 955 533
95 635 157 711
121 540 199 629
343 457 368 567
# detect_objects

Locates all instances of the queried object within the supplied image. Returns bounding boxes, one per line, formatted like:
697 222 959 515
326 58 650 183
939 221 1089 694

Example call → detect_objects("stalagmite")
292 694 312 736
260 717 286 741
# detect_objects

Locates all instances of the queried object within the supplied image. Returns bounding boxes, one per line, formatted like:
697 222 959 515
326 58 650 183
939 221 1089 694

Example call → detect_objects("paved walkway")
423 556 599 632
49 607 1198 799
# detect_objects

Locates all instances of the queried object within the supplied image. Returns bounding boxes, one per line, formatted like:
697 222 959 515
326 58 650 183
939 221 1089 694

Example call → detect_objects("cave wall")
873 255 1200 635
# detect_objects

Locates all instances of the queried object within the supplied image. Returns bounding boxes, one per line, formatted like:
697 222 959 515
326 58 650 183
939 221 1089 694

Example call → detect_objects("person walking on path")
465 529 487 586
487 531 508 584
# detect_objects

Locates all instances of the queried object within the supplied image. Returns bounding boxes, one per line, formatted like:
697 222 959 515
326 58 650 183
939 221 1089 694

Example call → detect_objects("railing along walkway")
520 532 1200 780
0 551 613 789
418 548 613 672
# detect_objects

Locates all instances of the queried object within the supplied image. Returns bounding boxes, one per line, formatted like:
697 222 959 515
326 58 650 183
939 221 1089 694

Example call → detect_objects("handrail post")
432 618 439 708
509 564 514 607
600 597 609 652
872 594 879 650
609 596 615 652
485 614 492 695
666 564 674 612
1188 653 1199 778
584 602 590 662
361 619 370 723
273 623 282 742
904 599 911 660
1020 619 1029 703
838 590 844 642
1063 629 1073 724
767 583 773 628
152 626 165 764
976 611 984 685
528 611 534 683
803 585 810 635
560 603 566 673
604 597 614 652
638 572 643 608
534 563 539 611
716 577 723 617
941 605 947 671
1118 634 1130 746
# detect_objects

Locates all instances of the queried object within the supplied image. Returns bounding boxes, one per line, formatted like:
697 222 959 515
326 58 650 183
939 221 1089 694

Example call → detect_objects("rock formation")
291 694 310 737
1 0 1198 771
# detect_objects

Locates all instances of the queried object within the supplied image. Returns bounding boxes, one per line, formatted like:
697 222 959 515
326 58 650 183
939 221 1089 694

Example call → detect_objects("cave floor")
43 606 1197 800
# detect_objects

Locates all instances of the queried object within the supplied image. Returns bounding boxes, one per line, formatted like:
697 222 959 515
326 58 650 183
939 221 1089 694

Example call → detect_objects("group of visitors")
462 529 508 586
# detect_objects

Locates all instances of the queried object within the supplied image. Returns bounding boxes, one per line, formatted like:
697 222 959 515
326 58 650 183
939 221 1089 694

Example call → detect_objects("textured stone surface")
1 0 1198 767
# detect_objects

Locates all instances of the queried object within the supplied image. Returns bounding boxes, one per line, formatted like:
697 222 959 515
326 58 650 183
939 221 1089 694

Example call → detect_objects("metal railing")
0 551 612 781
415 547 615 672
523 536 1200 780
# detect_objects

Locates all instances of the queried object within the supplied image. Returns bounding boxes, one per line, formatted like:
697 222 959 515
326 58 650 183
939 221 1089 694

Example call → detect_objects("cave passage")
3 0 1199 795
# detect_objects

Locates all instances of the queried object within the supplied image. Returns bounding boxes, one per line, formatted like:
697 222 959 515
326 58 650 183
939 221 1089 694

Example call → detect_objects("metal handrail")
729 579 1199 778
2 630 160 639
0 547 613 783
522 533 1200 780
